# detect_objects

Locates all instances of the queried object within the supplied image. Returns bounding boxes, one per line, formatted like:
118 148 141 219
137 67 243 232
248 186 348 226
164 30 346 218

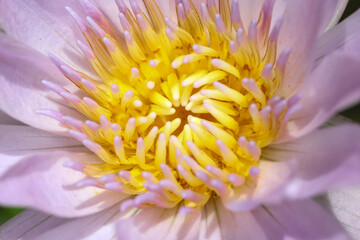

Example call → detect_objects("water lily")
0 0 360 239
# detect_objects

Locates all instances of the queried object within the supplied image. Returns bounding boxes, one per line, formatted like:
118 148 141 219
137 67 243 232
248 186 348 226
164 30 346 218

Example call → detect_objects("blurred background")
0 0 360 226
338 0 360 122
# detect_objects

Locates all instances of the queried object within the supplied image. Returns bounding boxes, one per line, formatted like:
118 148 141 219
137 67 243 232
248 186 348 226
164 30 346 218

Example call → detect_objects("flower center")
40 0 300 213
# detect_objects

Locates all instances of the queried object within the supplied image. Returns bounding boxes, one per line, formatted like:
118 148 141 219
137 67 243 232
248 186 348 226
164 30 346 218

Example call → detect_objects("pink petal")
277 0 338 96
116 207 202 240
282 53 360 139
193 198 268 239
92 0 127 31
0 110 23 125
271 0 345 33
0 0 91 74
317 9 360 60
115 198 269 240
0 125 78 153
154 0 177 22
0 209 65 239
0 34 83 132
319 187 360 239
0 126 127 217
0 204 123 239
253 199 349 239
204 198 347 240
0 125 77 178
94 0 175 28
268 124 360 199
237 0 264 31
211 198 268 239
222 160 294 211
270 0 286 28
0 149 127 217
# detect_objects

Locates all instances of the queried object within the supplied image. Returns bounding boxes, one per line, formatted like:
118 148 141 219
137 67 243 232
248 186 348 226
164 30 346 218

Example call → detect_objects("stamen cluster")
39 0 300 213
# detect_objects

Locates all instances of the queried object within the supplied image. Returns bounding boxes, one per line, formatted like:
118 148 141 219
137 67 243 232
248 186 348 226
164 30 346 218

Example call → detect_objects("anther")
63 161 85 172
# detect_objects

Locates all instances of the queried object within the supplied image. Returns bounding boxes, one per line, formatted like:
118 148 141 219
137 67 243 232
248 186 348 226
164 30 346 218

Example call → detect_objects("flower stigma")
39 0 301 214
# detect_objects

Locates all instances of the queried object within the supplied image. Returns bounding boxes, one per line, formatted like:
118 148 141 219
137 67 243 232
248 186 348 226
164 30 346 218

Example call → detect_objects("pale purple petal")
0 110 23 125
35 204 123 240
0 149 127 217
0 209 66 239
317 9 360 60
154 0 177 21
0 125 78 153
198 200 221 239
270 0 286 28
0 0 91 73
115 198 269 240
92 0 125 31
238 0 264 30
222 160 294 211
0 204 124 240
116 207 202 240
0 34 83 132
217 198 348 239
0 126 127 217
212 199 268 240
196 198 269 239
282 53 360 139
319 187 360 239
200 198 337 240
277 0 338 96
253 199 349 239
268 0 345 32
266 124 360 199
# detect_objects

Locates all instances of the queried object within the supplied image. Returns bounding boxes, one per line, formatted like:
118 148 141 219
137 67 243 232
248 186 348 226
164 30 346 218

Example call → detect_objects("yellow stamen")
52 0 297 212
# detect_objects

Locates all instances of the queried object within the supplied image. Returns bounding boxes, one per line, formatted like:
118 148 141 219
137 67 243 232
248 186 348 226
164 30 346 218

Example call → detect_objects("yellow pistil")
44 0 300 212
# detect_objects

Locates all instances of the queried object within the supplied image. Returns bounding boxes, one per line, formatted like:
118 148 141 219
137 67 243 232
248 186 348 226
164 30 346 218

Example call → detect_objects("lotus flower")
0 0 360 239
